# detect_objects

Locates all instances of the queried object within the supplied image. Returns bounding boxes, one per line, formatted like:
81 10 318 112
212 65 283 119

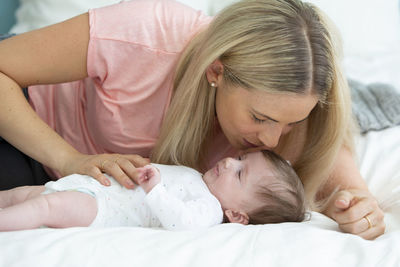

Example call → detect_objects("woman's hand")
61 153 150 189
323 189 385 240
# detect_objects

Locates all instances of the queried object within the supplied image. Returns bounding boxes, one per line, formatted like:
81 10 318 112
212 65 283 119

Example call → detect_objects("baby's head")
203 150 306 225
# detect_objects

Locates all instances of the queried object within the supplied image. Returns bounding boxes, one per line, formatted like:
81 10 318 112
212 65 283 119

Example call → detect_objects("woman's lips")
244 139 259 148
243 139 274 151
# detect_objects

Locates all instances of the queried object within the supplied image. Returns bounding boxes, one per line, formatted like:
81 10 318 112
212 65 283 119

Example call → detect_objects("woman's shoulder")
89 0 212 53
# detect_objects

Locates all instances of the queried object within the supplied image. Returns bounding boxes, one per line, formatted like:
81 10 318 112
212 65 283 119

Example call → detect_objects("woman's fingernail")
126 180 135 187
104 179 111 186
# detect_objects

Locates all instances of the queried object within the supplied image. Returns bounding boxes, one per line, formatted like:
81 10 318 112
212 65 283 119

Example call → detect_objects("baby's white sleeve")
144 183 223 231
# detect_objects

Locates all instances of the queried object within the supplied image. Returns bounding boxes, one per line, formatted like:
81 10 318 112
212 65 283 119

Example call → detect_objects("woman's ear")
205 59 224 86
224 209 249 225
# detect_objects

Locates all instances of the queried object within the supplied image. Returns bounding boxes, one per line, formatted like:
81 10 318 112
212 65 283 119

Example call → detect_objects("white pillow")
9 0 125 34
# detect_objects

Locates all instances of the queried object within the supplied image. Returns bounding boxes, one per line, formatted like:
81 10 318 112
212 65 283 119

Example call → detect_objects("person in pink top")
0 0 384 239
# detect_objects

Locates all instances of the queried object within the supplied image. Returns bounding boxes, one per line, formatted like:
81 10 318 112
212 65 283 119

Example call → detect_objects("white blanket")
1 126 400 267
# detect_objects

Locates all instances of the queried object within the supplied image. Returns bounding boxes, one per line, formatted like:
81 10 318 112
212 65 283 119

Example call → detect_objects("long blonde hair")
152 0 356 209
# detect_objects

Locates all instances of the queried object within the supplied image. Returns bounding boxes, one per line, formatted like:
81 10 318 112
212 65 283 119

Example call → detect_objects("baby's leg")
0 191 97 231
0 185 45 208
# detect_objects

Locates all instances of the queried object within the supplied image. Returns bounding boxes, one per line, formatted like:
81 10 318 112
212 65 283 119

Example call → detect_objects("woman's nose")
257 125 283 148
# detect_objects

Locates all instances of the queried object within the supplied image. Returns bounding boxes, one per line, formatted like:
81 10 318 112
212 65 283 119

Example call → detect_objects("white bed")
1 126 399 267
1 0 400 266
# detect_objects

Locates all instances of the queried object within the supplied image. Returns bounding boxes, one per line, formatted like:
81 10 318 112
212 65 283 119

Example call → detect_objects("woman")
0 0 384 239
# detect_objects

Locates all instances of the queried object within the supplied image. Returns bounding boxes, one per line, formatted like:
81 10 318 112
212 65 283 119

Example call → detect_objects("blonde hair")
152 0 356 210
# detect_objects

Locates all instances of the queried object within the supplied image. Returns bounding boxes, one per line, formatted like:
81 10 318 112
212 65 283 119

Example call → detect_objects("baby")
0 150 306 231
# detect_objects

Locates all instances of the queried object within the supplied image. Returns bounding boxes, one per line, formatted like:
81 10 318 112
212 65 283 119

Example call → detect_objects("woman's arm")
0 13 90 174
319 147 368 195
276 122 385 239
0 14 89 87
320 147 385 240
0 14 149 187
0 74 82 175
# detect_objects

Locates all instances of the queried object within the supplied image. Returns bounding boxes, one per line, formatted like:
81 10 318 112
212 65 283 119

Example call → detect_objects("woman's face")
215 83 319 152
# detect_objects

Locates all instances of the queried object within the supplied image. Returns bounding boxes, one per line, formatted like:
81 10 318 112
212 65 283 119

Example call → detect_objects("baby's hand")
137 165 161 193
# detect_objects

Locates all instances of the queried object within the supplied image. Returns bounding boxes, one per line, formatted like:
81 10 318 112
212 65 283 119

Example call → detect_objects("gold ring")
100 160 109 172
114 156 121 164
364 215 373 229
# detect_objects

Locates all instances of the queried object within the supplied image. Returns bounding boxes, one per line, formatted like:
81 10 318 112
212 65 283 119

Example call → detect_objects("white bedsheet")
1 126 400 267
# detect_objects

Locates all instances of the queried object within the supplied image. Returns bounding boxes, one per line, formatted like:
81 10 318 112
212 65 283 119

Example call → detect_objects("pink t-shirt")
28 0 235 178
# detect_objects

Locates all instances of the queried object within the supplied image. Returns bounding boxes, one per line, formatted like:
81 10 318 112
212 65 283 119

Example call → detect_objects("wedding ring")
364 215 373 229
114 156 121 164
100 160 109 172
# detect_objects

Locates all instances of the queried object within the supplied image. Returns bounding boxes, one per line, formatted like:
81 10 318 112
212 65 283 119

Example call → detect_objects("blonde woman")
0 0 384 239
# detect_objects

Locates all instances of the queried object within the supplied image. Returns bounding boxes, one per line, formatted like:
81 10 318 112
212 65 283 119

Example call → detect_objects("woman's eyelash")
252 114 266 124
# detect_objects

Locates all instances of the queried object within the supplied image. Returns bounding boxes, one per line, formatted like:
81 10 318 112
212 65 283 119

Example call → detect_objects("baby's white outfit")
43 164 223 230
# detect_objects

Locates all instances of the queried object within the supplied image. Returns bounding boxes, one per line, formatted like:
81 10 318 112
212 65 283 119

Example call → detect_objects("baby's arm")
145 186 223 230
0 188 97 231
137 165 161 193
137 165 222 230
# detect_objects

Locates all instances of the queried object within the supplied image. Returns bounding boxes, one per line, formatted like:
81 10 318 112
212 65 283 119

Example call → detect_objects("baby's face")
203 151 275 213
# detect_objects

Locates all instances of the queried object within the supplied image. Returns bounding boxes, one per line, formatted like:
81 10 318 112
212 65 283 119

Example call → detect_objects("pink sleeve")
87 0 212 83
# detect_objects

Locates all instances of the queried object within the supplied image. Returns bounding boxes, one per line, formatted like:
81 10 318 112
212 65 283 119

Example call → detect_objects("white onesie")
43 164 223 230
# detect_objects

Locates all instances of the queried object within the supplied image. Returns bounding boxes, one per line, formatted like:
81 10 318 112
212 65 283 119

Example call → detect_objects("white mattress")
1 126 399 267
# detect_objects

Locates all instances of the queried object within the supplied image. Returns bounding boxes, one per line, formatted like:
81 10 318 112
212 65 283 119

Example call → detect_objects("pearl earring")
210 82 217 88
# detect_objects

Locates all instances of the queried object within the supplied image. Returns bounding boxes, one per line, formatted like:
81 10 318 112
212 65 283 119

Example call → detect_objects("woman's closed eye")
252 114 266 124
